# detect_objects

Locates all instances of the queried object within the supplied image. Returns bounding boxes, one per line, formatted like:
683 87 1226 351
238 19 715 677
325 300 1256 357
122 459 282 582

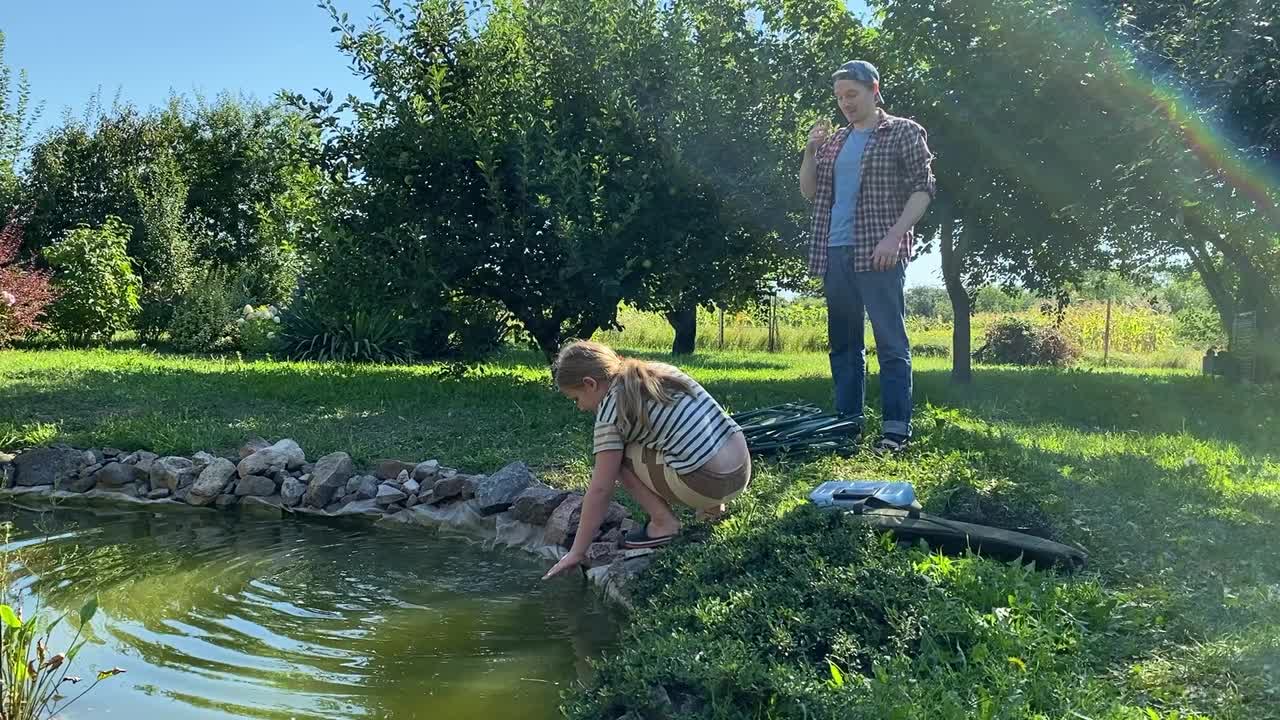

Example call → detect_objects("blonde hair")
553 340 695 429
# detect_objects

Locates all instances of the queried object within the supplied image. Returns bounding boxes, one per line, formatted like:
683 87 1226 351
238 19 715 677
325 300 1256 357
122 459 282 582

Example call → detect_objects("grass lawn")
3 347 1278 718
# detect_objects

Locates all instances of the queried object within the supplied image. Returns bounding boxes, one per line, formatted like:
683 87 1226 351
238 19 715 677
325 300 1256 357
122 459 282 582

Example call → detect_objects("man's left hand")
871 229 904 271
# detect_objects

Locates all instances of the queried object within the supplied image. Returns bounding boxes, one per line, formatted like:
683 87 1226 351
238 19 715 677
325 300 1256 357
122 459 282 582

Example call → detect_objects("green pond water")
2 505 617 719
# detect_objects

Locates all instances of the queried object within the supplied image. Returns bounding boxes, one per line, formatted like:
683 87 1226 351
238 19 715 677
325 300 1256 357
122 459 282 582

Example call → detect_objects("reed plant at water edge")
0 523 123 720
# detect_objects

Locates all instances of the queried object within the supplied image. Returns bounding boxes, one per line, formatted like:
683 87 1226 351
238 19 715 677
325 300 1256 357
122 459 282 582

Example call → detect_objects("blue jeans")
823 246 912 437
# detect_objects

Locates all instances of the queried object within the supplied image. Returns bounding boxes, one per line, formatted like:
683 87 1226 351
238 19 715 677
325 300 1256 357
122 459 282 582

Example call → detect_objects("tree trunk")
1185 214 1280 344
509 304 606 364
568 317 603 349
510 309 564 364
1183 236 1236 346
1210 234 1276 318
531 324 562 363
665 306 698 355
941 211 972 384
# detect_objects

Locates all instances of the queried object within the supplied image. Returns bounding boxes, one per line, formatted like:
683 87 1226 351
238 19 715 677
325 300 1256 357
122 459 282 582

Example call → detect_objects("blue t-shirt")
827 128 873 247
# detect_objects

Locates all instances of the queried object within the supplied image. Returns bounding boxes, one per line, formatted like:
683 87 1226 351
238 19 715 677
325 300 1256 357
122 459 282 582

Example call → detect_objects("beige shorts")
622 443 751 510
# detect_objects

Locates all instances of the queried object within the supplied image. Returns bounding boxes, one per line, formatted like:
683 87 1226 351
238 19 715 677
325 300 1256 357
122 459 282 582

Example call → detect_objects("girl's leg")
695 505 726 522
618 465 681 536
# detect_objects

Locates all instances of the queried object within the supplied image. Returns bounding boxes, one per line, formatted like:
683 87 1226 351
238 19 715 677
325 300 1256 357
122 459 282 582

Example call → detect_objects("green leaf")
79 596 99 626
0 604 22 628
827 659 844 688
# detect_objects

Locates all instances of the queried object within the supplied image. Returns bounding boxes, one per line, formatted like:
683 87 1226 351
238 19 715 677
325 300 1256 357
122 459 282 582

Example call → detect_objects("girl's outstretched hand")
542 550 585 580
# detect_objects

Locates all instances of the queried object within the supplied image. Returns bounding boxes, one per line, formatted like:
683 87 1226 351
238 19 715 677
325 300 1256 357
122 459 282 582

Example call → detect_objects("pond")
1 506 618 719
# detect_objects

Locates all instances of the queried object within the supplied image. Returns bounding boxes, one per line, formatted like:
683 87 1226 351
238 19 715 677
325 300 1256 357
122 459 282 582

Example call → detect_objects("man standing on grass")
799 60 935 454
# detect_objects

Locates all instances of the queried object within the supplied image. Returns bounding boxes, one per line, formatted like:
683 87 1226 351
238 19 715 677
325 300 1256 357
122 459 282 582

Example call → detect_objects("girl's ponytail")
615 357 694 430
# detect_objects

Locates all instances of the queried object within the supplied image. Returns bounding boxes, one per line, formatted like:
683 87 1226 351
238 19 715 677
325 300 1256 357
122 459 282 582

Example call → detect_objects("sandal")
623 524 678 549
872 433 910 456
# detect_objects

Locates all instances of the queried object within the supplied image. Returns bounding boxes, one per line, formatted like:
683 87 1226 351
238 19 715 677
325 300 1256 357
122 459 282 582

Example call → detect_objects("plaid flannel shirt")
807 111 936 276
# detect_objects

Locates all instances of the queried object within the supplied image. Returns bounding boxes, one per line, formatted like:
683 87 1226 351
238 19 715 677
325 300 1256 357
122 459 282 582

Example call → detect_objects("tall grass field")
595 302 1209 370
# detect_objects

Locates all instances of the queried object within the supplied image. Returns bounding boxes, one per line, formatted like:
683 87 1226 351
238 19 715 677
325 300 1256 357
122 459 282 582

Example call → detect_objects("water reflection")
3 506 616 719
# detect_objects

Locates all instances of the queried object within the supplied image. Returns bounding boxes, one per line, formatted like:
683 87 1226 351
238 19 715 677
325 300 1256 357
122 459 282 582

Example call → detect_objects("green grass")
2 346 1277 718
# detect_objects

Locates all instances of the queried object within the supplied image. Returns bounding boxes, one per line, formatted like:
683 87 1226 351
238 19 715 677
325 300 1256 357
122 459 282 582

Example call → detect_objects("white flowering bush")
236 304 284 355
0 291 14 345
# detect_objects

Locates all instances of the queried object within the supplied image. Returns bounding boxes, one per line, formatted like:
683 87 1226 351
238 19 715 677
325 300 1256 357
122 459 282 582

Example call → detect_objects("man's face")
835 78 877 124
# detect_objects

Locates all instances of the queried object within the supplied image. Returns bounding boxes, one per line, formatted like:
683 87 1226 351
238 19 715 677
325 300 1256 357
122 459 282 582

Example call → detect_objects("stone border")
0 440 654 609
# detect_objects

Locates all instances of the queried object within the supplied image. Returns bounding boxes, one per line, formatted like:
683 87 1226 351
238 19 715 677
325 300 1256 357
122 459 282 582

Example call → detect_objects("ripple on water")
2 506 617 719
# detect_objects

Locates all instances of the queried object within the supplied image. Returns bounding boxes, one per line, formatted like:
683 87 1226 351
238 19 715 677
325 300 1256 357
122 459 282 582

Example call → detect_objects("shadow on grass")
14 336 145 352
739 412 1278 562
925 422 1280 577
701 366 1276 458
917 367 1276 454
705 365 1280 629
724 414 1280 656
6 351 1273 476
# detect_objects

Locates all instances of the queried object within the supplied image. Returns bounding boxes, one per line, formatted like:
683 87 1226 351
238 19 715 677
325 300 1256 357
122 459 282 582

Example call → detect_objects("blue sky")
0 0 941 287
1 0 371 132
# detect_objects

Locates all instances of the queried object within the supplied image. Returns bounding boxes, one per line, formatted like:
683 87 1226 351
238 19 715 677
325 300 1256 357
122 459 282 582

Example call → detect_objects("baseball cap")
832 60 883 104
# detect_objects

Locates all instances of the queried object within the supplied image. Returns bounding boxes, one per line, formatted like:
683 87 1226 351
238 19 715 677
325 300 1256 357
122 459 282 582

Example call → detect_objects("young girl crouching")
543 340 751 580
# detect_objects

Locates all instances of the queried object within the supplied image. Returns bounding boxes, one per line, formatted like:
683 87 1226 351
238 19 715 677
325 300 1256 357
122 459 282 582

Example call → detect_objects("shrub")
244 161 319 307
1174 306 1226 347
234 304 284 355
0 219 58 348
281 294 413 363
975 317 1080 366
42 218 141 346
905 286 953 319
913 342 950 358
134 303 174 347
166 266 237 353
444 294 513 359
565 511 936 720
291 224 461 359
974 285 1035 314
130 150 195 342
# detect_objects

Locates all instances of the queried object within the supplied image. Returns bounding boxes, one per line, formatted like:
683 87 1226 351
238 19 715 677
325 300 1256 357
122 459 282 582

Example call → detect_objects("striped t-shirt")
593 367 741 474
